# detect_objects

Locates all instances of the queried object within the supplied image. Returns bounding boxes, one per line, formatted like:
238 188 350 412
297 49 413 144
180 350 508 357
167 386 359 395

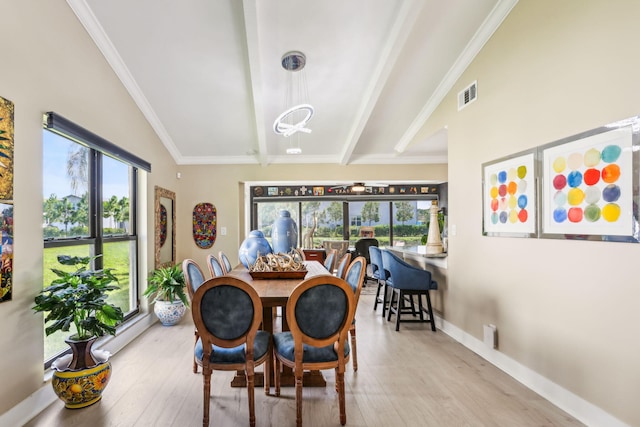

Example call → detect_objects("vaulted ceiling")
70 0 517 166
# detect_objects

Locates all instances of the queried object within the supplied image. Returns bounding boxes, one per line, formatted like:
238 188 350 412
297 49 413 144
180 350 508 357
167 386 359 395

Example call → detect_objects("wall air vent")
458 81 477 111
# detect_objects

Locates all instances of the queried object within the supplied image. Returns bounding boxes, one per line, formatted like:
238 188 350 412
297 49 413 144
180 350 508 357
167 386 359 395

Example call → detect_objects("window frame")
42 112 150 367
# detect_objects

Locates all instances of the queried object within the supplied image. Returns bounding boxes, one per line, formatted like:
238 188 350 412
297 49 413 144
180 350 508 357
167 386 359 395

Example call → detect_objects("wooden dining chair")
218 251 233 274
273 275 355 427
182 258 207 373
206 253 225 278
344 256 366 371
335 252 352 280
191 276 271 427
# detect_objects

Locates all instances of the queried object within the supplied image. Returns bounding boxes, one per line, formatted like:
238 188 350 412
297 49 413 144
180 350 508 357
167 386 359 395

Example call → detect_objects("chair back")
206 254 224 278
191 276 263 351
335 252 352 279
354 238 379 264
344 256 366 307
182 258 206 301
287 276 355 355
219 251 233 274
369 246 383 281
323 249 337 273
382 249 436 290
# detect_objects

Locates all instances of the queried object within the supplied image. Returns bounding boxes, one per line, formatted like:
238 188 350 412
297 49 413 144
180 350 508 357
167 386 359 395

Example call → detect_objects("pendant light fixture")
273 51 314 155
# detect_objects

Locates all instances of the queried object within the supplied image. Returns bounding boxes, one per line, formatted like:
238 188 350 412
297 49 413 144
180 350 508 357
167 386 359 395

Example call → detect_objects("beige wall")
0 0 177 416
175 163 446 269
3 0 639 425
419 1 639 425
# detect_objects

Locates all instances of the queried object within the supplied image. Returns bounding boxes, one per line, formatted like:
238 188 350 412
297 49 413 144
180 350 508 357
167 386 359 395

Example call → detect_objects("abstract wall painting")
482 150 537 237
540 119 639 242
0 95 13 303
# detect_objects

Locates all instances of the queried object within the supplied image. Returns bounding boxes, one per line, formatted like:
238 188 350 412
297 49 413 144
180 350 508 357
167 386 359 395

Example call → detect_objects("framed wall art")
0 95 13 303
540 116 640 242
482 149 537 238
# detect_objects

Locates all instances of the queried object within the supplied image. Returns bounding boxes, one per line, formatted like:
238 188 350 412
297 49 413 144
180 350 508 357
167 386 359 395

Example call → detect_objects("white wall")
419 1 640 425
0 0 177 417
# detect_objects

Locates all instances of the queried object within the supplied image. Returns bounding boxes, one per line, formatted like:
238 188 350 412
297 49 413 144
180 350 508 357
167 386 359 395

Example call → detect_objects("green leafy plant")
144 264 189 306
33 255 124 340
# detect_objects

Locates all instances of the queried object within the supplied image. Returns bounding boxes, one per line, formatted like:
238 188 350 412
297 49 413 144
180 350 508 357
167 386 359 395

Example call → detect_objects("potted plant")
144 264 189 326
32 254 124 409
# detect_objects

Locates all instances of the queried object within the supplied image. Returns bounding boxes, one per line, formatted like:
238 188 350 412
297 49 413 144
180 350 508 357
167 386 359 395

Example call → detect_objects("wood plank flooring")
25 291 583 427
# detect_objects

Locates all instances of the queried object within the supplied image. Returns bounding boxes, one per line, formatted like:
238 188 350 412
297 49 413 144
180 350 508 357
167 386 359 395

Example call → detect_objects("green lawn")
42 242 133 361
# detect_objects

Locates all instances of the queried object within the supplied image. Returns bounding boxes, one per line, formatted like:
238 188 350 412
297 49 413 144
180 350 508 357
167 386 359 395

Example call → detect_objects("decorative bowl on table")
248 252 306 279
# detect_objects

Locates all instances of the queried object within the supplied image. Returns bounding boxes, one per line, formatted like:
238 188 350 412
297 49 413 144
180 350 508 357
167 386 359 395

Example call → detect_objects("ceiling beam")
338 0 424 165
393 0 519 154
242 0 269 166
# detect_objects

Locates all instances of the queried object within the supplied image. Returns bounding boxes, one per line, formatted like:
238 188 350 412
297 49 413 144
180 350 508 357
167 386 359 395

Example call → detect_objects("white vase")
154 300 186 326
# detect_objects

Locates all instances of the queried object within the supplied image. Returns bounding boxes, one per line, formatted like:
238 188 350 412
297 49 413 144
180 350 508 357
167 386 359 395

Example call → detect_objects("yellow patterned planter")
51 357 112 409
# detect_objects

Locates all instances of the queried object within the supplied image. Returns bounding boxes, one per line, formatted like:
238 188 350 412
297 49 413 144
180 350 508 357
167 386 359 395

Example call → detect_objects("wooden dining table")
226 260 332 387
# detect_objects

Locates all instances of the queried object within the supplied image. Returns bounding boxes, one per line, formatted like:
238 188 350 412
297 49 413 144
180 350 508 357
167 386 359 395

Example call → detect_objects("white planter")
154 300 186 326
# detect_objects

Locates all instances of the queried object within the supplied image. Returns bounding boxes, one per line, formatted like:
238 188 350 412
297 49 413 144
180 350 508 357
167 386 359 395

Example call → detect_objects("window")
250 184 441 249
42 112 150 366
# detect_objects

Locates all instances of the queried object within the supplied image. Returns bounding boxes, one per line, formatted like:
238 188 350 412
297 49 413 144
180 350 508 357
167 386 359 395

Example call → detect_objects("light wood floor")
26 290 583 427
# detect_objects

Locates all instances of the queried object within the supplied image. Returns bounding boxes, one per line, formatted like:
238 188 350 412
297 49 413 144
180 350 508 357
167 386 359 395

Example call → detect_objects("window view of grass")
43 242 131 360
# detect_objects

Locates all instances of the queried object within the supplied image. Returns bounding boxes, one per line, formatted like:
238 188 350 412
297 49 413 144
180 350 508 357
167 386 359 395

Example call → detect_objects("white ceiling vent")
458 81 477 111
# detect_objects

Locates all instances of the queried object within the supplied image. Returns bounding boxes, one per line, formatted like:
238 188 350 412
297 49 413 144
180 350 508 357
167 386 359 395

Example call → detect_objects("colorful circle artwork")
548 141 627 230
489 165 529 226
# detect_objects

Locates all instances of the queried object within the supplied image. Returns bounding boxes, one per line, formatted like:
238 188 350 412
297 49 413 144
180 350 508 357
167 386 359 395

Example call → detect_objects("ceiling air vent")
458 81 477 111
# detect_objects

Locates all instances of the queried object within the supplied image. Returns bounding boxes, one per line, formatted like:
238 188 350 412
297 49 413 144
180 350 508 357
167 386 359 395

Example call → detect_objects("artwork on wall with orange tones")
482 149 537 238
540 116 639 242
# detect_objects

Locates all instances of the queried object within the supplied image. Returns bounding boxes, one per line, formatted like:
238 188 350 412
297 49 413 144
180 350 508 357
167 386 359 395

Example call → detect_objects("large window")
250 184 442 249
42 113 150 365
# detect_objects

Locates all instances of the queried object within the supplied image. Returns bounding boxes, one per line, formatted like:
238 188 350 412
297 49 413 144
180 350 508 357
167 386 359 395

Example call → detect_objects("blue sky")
43 130 129 200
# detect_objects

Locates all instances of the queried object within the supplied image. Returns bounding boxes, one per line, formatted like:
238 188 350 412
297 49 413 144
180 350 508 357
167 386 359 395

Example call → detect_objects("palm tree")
66 145 88 195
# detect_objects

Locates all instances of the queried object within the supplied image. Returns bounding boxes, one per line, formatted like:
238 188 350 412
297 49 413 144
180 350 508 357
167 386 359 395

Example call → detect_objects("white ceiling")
69 0 517 166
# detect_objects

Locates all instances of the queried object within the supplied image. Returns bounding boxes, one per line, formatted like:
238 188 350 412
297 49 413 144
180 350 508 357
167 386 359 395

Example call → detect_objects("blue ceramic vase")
271 210 298 254
238 230 273 268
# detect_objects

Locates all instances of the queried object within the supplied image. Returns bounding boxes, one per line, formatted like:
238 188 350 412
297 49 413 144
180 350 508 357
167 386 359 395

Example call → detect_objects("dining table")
226 260 332 388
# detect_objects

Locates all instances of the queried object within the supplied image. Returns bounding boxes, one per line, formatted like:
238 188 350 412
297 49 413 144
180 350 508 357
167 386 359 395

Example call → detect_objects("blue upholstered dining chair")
272 275 356 427
381 249 438 332
191 276 271 427
182 258 207 373
369 246 389 317
344 256 366 371
218 251 233 274
323 248 337 273
206 253 225 277
335 252 352 280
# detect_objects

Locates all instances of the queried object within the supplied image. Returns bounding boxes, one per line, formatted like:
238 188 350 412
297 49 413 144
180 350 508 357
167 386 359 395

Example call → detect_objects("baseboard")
436 317 630 427
0 313 157 427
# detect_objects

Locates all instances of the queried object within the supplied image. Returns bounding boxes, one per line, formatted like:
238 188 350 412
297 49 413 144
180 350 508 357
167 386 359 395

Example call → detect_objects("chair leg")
373 280 382 311
350 325 358 372
417 294 425 321
386 288 395 322
264 352 271 395
246 365 256 427
395 290 402 331
381 282 388 318
295 367 303 427
274 356 281 397
336 368 347 425
202 368 211 427
193 330 199 373
425 290 436 332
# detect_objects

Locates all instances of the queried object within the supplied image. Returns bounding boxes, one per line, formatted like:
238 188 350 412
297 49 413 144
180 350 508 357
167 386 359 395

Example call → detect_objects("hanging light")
273 51 314 155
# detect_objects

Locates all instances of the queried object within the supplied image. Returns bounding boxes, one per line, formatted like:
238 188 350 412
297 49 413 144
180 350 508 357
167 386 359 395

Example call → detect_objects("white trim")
394 0 519 153
436 316 631 427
